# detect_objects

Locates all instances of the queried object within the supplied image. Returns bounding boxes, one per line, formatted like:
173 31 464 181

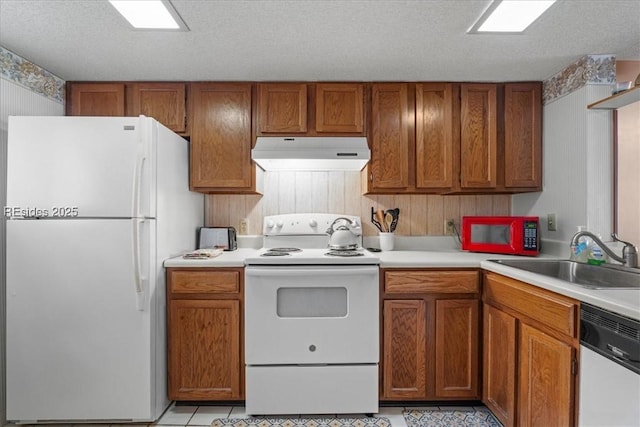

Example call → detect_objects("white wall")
617 102 640 245
0 77 64 425
512 84 614 255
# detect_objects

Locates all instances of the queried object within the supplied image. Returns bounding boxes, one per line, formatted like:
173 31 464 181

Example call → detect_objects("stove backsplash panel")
205 171 510 236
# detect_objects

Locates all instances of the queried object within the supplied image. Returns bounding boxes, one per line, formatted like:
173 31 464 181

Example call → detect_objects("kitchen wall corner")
513 55 615 249
205 171 511 236
1 47 65 425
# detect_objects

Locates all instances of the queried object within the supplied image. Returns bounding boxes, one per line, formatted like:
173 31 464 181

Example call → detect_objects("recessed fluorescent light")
109 0 188 31
468 0 556 33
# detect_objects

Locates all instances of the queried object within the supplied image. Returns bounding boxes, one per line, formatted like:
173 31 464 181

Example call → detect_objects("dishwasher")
579 303 640 427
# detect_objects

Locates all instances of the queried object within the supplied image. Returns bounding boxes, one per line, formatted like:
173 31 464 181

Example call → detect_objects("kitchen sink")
489 259 640 289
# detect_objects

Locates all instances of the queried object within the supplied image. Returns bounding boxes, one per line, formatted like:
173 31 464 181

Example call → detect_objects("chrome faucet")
570 232 638 268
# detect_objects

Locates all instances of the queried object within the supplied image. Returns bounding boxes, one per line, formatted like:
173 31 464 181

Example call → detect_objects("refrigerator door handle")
132 218 147 311
132 153 147 219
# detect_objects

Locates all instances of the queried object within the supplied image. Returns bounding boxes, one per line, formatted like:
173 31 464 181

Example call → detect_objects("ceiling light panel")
109 0 188 30
469 0 556 33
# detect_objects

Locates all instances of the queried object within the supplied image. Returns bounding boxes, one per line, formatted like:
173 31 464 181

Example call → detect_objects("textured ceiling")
0 0 639 82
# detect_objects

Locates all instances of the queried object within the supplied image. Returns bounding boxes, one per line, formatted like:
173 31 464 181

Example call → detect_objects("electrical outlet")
547 213 557 231
445 219 455 235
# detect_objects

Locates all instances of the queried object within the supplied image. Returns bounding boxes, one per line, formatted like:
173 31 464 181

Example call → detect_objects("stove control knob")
309 219 317 228
266 220 275 229
276 220 284 228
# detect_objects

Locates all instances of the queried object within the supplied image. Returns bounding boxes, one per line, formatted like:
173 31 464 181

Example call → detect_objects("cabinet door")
415 83 456 190
434 299 479 398
69 83 125 116
382 299 426 399
168 299 241 400
190 83 253 191
369 83 411 191
460 84 497 188
315 83 364 133
518 323 574 427
483 304 517 427
129 83 186 133
258 83 307 133
504 83 542 189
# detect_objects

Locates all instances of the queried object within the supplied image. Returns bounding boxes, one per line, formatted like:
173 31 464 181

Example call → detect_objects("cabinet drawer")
483 272 577 337
385 270 480 294
170 270 240 294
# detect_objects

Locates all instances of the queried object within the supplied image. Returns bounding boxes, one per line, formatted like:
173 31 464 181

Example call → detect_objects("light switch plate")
547 213 557 231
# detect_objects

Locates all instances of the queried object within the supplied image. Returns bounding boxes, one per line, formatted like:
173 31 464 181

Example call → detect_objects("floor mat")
211 417 392 427
403 408 502 427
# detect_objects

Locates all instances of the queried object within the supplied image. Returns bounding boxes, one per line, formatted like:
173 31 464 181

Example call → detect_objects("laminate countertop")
164 249 640 320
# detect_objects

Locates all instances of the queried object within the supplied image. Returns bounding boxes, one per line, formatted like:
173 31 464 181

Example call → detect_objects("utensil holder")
380 232 394 251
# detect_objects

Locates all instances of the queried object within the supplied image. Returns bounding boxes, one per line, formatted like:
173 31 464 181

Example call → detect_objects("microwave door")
471 224 511 245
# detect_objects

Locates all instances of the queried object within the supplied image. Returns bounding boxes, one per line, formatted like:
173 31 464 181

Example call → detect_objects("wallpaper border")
543 54 616 104
0 46 65 104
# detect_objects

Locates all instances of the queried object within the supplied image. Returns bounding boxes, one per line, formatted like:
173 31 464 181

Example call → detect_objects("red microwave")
461 216 539 256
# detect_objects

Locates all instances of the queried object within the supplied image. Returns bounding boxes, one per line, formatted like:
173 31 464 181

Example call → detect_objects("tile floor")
153 403 498 427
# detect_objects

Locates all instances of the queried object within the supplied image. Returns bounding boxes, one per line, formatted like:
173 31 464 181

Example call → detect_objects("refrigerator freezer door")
6 116 154 219
6 218 162 422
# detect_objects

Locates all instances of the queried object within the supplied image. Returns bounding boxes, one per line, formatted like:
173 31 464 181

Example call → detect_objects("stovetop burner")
260 252 291 257
325 250 365 257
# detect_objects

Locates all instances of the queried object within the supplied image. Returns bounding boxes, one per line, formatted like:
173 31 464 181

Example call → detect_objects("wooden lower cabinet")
167 268 243 400
483 304 517 426
435 299 479 398
483 272 579 427
381 269 480 401
518 323 574 427
382 299 427 398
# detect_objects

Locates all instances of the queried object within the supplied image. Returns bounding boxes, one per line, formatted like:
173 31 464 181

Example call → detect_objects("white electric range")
244 213 380 416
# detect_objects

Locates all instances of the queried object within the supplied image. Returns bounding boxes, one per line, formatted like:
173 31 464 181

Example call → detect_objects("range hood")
252 137 370 171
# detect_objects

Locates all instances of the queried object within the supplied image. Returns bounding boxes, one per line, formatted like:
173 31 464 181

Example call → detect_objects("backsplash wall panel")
206 171 511 236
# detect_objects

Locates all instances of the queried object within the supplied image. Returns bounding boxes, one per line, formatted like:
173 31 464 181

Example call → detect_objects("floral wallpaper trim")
543 54 615 104
0 46 65 104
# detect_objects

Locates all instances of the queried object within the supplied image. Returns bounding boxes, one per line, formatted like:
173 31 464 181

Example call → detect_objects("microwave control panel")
523 221 538 251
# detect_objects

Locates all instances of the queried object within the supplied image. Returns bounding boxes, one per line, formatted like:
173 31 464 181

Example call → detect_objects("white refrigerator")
5 116 203 422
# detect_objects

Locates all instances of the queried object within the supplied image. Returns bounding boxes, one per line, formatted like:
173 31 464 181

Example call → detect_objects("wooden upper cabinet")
415 83 457 190
68 83 125 116
258 83 307 133
460 83 498 189
368 83 411 191
189 83 254 192
129 83 186 133
504 83 542 189
315 83 364 133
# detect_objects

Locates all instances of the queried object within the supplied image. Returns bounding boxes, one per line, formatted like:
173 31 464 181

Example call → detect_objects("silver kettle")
326 217 362 250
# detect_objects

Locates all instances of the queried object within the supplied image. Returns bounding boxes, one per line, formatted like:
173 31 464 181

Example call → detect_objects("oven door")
245 265 379 365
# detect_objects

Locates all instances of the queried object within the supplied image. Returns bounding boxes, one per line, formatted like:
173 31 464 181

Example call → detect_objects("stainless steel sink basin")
489 259 640 289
